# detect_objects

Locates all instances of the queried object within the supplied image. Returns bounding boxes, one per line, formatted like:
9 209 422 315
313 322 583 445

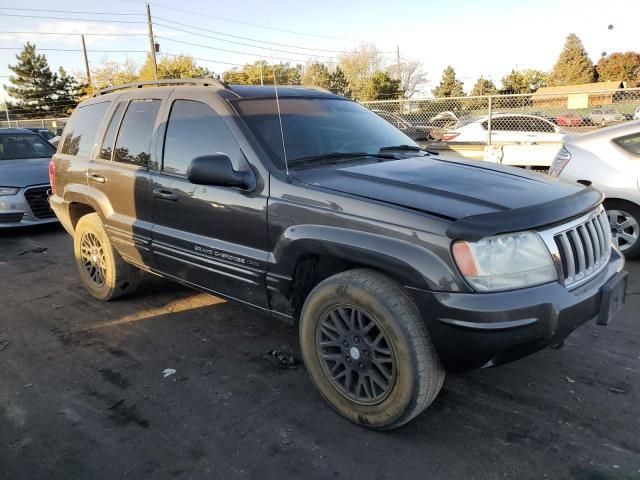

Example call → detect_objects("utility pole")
146 2 158 79
396 45 401 81
3 96 10 126
81 35 92 92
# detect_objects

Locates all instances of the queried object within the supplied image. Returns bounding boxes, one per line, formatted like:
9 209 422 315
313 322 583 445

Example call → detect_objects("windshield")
234 97 419 169
0 134 56 160
37 130 55 141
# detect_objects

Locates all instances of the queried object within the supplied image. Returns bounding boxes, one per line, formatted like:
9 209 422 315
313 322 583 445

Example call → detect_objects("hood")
0 158 51 187
293 156 584 220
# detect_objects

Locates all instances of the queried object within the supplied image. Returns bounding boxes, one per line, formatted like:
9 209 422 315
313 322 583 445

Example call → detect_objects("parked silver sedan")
0 128 58 227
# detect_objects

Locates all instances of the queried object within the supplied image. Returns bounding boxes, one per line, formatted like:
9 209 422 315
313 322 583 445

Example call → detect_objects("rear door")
88 91 168 268
150 91 270 308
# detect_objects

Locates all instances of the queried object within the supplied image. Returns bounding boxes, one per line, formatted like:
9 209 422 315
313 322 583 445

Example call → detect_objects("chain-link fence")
362 87 640 168
0 117 68 135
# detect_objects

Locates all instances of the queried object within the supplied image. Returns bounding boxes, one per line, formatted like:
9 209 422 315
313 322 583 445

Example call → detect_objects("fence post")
486 95 493 146
41 119 45 128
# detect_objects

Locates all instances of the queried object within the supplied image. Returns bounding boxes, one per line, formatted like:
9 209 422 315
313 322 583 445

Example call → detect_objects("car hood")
293 156 601 239
0 158 51 187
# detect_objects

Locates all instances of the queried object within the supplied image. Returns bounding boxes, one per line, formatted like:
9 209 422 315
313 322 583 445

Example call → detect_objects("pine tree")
549 34 596 86
470 77 497 96
432 66 465 97
5 43 80 117
328 67 350 98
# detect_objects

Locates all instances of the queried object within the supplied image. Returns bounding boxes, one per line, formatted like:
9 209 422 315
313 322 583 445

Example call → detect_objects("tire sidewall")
300 276 420 428
73 215 118 301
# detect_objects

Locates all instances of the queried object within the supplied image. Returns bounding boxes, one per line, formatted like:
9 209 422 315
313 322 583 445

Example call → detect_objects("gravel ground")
1 224 638 480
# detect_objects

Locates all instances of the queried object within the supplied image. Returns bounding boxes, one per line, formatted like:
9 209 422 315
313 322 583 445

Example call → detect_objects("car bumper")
0 186 58 228
406 249 626 373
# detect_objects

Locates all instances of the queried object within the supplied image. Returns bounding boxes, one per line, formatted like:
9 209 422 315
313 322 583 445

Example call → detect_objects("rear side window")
113 99 161 167
99 102 126 160
162 100 242 176
614 133 640 156
61 101 110 157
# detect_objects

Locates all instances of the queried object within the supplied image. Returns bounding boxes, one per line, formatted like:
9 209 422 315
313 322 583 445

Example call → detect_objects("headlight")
549 146 571 176
452 231 558 292
0 186 19 196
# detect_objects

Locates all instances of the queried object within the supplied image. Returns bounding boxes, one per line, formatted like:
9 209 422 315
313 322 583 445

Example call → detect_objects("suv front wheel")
73 213 140 301
299 269 445 430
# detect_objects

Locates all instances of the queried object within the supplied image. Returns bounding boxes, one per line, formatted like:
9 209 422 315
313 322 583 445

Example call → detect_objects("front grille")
0 212 24 223
24 185 55 219
553 209 611 288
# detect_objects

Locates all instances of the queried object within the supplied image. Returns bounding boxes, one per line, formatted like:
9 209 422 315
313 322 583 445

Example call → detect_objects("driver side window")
162 100 243 176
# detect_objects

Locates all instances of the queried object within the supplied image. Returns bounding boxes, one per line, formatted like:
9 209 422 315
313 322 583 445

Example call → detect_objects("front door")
150 92 270 308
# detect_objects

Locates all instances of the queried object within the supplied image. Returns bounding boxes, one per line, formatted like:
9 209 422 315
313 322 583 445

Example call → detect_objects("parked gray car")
0 128 57 227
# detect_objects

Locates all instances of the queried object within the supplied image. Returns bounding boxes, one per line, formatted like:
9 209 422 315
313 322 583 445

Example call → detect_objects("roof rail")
92 78 227 97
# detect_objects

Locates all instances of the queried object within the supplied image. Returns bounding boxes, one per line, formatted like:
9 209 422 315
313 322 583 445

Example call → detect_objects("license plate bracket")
597 271 628 326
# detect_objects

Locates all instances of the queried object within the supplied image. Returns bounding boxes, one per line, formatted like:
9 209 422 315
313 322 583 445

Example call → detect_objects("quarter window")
614 133 640 156
60 101 110 157
113 99 161 167
99 102 126 160
162 100 242 176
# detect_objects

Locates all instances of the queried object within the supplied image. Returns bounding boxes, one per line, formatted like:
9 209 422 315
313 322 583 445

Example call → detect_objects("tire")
299 269 445 430
73 213 140 301
604 200 640 259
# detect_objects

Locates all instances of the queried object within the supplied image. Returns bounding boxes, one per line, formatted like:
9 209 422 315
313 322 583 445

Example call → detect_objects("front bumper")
0 185 58 228
407 249 626 373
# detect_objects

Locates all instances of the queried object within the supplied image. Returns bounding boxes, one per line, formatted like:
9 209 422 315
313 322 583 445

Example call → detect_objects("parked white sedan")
549 120 640 257
442 114 565 168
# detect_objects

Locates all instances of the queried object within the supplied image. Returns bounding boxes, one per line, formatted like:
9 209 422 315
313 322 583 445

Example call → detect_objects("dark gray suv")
49 79 627 429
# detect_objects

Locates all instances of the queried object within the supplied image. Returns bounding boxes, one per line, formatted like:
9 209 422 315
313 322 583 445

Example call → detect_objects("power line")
0 7 142 16
161 52 243 68
153 18 347 54
0 13 146 24
154 35 336 62
0 31 148 37
117 0 359 42
0 47 148 53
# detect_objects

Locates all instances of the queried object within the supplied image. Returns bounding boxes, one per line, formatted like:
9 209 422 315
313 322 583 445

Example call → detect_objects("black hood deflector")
446 186 604 241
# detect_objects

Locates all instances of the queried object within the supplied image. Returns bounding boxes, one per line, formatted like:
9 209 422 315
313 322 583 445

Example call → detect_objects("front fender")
269 224 462 292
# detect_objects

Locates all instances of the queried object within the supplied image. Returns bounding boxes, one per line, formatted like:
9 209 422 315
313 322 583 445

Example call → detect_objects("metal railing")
0 117 68 133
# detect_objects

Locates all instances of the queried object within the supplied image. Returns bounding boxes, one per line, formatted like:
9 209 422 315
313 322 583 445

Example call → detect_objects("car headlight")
452 231 558 292
0 186 20 196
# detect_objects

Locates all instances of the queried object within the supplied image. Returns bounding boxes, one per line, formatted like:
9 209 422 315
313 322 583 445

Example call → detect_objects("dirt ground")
1 224 638 480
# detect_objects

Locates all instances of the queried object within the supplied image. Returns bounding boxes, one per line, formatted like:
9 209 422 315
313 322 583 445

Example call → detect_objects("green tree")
470 76 497 96
5 43 80 117
139 54 210 80
596 52 640 87
339 43 382 100
500 69 548 94
549 34 596 86
91 58 139 89
359 71 401 101
222 61 301 85
432 66 465 97
327 67 350 97
301 62 331 89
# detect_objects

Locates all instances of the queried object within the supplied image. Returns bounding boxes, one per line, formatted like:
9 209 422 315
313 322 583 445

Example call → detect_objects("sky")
0 0 638 99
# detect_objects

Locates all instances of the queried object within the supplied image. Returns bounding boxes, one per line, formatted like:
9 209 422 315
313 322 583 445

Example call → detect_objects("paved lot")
1 225 638 480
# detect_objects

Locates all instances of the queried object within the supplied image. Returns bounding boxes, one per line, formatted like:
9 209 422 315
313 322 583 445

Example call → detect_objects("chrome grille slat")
542 208 611 289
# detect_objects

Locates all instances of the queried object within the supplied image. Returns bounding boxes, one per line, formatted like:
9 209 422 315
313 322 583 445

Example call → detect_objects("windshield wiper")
379 145 433 154
288 151 395 167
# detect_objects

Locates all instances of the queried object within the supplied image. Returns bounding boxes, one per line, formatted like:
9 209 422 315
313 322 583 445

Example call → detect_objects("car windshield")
36 130 55 141
234 97 419 169
0 134 56 160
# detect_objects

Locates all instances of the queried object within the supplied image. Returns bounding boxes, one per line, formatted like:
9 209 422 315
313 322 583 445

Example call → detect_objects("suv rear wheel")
299 269 445 430
73 213 140 301
605 200 640 258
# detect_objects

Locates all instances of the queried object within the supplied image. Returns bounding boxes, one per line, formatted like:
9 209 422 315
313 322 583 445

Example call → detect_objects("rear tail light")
48 160 56 195
441 132 460 141
549 146 572 176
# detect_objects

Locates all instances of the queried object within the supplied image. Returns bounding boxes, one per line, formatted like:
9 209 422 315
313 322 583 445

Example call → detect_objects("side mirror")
187 154 255 190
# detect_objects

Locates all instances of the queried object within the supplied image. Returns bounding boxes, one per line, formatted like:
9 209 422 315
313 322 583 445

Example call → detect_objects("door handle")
89 173 106 184
153 188 178 201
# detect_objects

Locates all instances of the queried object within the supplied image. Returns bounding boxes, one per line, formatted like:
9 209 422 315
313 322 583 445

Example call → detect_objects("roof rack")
92 78 227 97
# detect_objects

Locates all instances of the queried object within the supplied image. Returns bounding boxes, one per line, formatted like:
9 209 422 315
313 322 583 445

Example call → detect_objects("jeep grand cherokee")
49 79 627 429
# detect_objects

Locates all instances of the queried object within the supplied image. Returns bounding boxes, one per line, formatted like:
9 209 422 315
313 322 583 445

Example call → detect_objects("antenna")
261 0 289 176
